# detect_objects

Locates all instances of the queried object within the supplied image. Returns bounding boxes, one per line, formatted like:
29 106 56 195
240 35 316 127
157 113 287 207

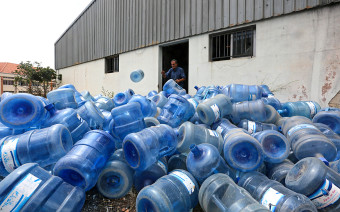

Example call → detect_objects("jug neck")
190 144 203 158
45 104 56 116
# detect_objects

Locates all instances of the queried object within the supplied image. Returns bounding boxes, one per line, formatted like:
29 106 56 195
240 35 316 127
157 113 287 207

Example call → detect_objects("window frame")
210 26 255 62
105 54 119 74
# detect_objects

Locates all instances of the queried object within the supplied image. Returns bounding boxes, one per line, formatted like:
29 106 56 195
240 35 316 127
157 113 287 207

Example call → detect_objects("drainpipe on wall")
1 76 3 94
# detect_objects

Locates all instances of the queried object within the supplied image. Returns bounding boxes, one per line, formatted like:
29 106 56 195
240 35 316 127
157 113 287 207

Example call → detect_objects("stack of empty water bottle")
0 77 339 212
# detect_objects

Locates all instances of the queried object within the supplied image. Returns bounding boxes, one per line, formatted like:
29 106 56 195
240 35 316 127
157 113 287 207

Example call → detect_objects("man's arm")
175 68 186 83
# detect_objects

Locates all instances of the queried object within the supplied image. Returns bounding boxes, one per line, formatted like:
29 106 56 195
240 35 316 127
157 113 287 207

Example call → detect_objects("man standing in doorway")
161 59 186 88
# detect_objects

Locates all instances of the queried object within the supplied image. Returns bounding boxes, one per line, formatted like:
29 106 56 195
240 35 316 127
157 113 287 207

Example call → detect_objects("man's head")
171 59 178 69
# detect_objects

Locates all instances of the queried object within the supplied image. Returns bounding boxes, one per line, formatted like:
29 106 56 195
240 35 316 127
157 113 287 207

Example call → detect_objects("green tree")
14 61 57 97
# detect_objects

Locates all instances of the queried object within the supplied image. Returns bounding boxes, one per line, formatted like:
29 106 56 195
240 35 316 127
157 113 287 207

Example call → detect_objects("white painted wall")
189 4 340 107
58 4 340 107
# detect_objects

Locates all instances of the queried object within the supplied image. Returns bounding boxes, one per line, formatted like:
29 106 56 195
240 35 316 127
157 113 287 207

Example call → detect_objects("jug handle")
159 146 175 158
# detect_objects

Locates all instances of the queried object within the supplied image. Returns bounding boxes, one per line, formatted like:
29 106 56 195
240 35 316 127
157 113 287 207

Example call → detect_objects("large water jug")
123 124 177 171
239 171 317 212
0 122 25 139
0 163 85 212
0 93 49 129
76 101 105 129
313 110 340 135
196 94 233 125
96 150 134 199
134 158 168 191
238 119 278 134
201 85 221 100
147 90 158 98
260 85 274 97
199 173 270 212
59 84 85 104
113 89 135 107
221 84 263 103
266 159 294 185
111 102 146 148
314 123 340 160
253 130 290 163
281 116 337 161
43 104 90 143
193 85 207 101
223 128 263 172
157 94 195 128
187 144 236 184
285 157 340 211
163 79 186 96
150 92 168 108
229 99 268 124
168 153 188 172
130 69 144 82
211 118 238 138
129 94 157 117
177 122 223 154
53 130 115 191
47 88 78 110
261 96 282 110
0 124 73 177
136 169 199 212
94 96 115 112
278 101 321 119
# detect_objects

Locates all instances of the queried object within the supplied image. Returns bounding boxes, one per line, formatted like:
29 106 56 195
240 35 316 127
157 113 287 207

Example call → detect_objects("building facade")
0 62 26 94
55 0 340 107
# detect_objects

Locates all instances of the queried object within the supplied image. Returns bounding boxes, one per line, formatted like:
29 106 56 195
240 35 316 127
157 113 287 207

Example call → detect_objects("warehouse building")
55 0 340 107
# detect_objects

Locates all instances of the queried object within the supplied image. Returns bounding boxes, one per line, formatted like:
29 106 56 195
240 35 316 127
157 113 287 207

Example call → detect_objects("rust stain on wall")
321 55 339 103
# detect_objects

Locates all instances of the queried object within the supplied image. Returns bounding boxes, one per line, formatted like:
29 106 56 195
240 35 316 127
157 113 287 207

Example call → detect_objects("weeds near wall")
101 86 114 98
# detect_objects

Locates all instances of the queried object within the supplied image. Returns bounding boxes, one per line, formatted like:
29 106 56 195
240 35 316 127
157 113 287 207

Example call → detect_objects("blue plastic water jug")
130 69 144 82
187 144 236 184
196 94 233 125
266 159 294 186
221 84 263 103
163 79 186 96
58 84 85 104
314 123 340 160
253 130 290 163
238 119 278 133
177 121 223 153
150 92 168 108
313 110 340 135
96 150 134 199
201 85 221 100
281 116 337 161
123 124 178 171
111 102 146 148
193 85 206 101
199 173 270 212
0 163 85 212
0 93 49 129
157 94 195 128
285 157 340 211
239 171 317 212
76 101 105 129
136 169 199 212
278 101 321 119
211 118 238 138
229 99 268 124
0 124 73 176
168 153 188 172
223 128 263 172
260 85 274 97
147 90 158 98
129 94 157 117
134 158 168 191
43 104 90 143
80 90 95 102
95 96 115 112
261 97 282 110
53 130 115 191
113 89 135 107
47 88 78 110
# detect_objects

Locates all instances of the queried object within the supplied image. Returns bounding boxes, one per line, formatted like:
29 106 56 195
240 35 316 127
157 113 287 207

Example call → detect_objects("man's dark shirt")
165 67 186 88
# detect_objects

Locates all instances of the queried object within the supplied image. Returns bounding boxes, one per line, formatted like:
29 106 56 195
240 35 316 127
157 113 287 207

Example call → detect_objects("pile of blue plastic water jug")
0 79 339 211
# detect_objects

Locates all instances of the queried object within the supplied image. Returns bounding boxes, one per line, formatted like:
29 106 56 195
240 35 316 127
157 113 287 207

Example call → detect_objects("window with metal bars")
210 27 255 61
105 55 119 73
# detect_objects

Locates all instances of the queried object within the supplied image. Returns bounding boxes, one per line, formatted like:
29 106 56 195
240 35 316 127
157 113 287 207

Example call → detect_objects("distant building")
0 62 26 94
55 0 340 107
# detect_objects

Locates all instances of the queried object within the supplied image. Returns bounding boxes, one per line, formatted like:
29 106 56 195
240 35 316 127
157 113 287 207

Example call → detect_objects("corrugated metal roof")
55 0 340 70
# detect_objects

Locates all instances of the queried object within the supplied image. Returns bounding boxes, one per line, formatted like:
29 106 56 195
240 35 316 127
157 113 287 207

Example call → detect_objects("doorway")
161 41 189 92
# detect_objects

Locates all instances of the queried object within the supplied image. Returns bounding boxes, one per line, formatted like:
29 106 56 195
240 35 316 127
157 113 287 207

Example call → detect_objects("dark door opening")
161 42 189 92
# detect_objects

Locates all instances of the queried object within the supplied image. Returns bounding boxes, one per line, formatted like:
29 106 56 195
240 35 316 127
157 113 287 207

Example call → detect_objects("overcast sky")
0 0 93 69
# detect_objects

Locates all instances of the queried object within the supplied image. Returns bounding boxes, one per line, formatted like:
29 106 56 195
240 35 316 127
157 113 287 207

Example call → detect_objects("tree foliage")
14 61 57 97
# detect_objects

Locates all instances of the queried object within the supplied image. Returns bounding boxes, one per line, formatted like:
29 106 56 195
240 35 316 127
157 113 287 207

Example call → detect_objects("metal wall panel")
55 0 338 69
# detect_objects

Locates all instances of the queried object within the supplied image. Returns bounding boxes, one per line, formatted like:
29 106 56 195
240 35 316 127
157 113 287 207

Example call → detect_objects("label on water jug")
261 188 284 212
0 173 42 212
308 179 340 209
215 126 223 134
306 101 317 117
1 138 20 173
208 129 219 137
248 94 257 101
187 99 198 109
268 94 275 98
170 170 195 195
286 124 318 137
157 160 167 173
210 104 220 122
247 121 257 134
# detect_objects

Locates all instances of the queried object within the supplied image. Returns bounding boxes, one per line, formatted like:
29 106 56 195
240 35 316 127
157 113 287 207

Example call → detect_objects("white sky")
0 0 93 69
